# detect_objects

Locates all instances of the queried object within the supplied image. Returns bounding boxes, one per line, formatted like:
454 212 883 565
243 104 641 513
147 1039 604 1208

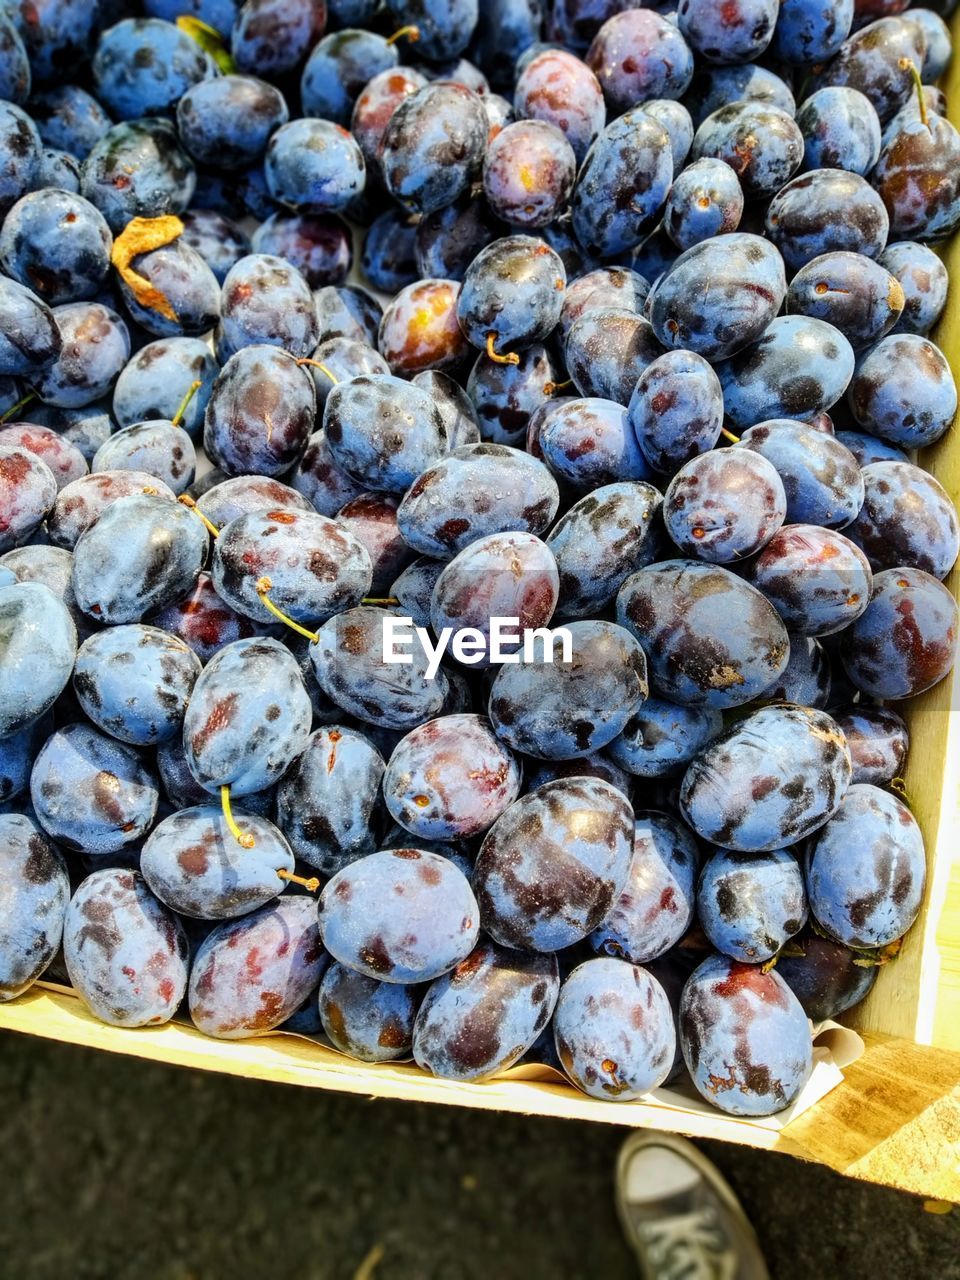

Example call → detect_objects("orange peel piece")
111 215 185 324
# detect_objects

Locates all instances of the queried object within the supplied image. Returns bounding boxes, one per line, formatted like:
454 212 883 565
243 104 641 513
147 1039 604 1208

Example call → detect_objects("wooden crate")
3 20 960 1206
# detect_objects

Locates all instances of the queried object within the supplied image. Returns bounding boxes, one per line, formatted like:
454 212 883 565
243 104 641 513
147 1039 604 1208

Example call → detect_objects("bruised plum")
413 940 559 1081
64 869 189 1028
0 813 69 1001
318 848 480 983
616 561 790 708
203 345 316 478
554 958 676 1100
182 638 313 796
48 470 176 551
805 783 925 948
473 777 634 952
679 704 852 852
539 398 653 492
188 896 326 1039
140 805 296 919
749 526 873 636
679 954 813 1116
590 810 699 964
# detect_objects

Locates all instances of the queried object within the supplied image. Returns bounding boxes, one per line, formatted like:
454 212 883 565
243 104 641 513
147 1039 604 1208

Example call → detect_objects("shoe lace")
637 1206 738 1280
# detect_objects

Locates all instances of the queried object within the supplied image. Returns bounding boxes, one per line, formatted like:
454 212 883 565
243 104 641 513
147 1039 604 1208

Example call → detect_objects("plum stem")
720 427 741 444
386 24 419 44
171 380 203 427
277 869 321 892
543 379 572 395
899 57 929 128
362 596 399 606
486 332 520 365
177 494 221 538
221 786 255 849
255 575 320 643
0 389 37 423
297 358 339 384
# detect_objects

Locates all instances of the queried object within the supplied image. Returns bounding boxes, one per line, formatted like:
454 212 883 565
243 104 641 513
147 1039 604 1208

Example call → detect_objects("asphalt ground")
0 1032 957 1280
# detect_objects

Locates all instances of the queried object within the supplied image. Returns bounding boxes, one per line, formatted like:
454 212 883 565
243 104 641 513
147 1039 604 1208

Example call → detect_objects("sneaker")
615 1133 770 1280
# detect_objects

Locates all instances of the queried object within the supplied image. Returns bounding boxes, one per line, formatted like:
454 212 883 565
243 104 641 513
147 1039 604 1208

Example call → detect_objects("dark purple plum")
845 460 959 580
289 429 366 517
564 310 664 408
796 86 880 176
786 252 904 350
457 235 566 359
691 102 803 200
514 47 606 164
466 344 560 447
765 169 889 272
215 253 318 363
559 268 650 346
809 15 925 123
679 704 852 852
48 471 176 552
473 776 634 952
251 213 352 290
336 493 412 595
838 567 958 700
750 525 873 636
313 284 382 346
413 195 503 285
144 572 264 664
585 10 693 113
384 714 521 840
203 345 316 478
776 930 879 1020
320 962 423 1062
539 397 653 492
628 350 723 473
380 81 487 216
833 705 908 786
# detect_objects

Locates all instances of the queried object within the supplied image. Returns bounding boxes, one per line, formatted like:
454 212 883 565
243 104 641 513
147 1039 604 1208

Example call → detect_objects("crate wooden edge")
2 986 958 1202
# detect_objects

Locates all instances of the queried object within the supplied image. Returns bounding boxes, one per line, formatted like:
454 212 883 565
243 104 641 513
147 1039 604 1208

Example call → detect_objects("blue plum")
679 954 813 1116
92 420 196 495
735 421 864 527
33 303 130 409
698 847 807 963
679 704 852 852
796 86 881 176
585 10 693 113
751 525 872 636
769 0 853 63
677 0 778 62
564 310 663 408
692 102 803 200
113 337 217 440
686 63 796 127
177 74 288 171
805 784 925 947
571 110 673 259
879 241 948 336
0 275 61 376
457 235 565 359
765 170 888 272
846 460 959 580
251 213 351 290
547 481 662 619
0 712 52 803
319 848 480 983
381 81 487 217
0 812 68 1000
264 118 364 216
71 493 207 624
785 252 903 350
628 350 723 473
663 449 786 563
590 810 699 963
538 397 653 492
0 582 76 736
216 254 318 362
276 725 384 876
204 345 316 477
809 15 925 124
384 714 521 840
80 120 196 234
847 334 957 447
616 561 790 709
323 374 448 493
140 805 297 919
180 210 252 286
608 699 722 780
31 723 160 856
182 637 312 796
314 284 381 346
73 625 202 746
663 157 743 252
833 705 908 786
0 14 28 105
0 189 112 306
647 234 786 361
29 86 111 161
320 962 422 1062
473 776 634 951
231 0 328 79
488 620 648 760
290 429 366 517
48 470 177 552
554 958 676 1100
0 102 40 216
115 237 220 340
189 896 327 1038
92 18 214 121
361 209 419 293
413 940 558 1080
64 868 189 1027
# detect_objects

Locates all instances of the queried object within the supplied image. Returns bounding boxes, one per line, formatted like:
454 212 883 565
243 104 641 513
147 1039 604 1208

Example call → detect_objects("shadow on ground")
0 1034 957 1280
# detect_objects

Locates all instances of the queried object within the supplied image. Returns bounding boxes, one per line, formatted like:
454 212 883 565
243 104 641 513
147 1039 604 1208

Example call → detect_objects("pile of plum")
0 0 958 1119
